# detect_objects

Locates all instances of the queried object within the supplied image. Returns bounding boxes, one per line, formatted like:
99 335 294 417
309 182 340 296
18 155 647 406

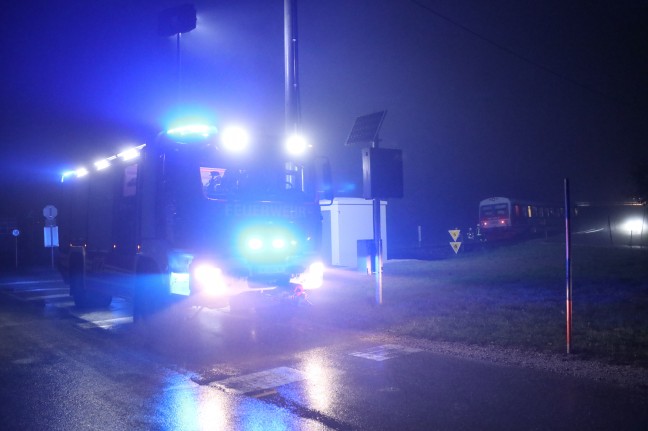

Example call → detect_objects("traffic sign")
450 242 462 254
448 229 460 241
44 226 59 248
43 205 58 219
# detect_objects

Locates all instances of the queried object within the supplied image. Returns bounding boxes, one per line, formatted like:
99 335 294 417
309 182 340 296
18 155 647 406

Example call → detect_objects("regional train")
478 197 563 240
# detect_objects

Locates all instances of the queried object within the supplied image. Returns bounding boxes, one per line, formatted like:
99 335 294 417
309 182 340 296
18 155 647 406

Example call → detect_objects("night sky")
1 0 646 246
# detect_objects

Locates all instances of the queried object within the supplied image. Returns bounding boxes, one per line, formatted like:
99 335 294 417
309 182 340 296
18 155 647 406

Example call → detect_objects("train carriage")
478 197 563 240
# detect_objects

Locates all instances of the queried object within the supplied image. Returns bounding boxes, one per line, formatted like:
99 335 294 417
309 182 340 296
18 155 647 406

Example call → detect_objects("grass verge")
312 239 648 368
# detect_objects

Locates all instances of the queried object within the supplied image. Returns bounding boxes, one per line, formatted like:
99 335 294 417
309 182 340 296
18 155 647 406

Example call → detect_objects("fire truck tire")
70 271 112 309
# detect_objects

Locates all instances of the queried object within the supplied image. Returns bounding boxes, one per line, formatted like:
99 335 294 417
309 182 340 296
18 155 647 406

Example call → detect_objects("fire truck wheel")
71 271 112 309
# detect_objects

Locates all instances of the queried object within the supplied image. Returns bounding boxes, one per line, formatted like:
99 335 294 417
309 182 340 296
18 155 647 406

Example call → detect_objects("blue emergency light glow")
61 170 76 182
237 223 302 263
271 238 286 249
167 124 217 138
247 238 263 250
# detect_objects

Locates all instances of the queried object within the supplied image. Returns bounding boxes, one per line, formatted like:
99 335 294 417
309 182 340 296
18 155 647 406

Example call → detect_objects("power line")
408 0 640 110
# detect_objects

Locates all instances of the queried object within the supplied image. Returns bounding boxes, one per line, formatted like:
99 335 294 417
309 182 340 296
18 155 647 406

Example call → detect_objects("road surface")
1 268 647 430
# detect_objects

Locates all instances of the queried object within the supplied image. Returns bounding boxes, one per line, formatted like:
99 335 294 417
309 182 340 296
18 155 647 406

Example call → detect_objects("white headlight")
221 126 250 152
193 264 226 295
285 133 309 156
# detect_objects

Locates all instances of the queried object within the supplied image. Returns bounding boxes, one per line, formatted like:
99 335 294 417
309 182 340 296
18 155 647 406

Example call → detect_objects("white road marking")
77 317 133 329
350 344 423 361
0 279 60 286
210 366 307 395
24 293 71 301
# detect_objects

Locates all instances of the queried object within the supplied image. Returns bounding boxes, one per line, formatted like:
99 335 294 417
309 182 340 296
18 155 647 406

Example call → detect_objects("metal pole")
373 197 383 304
284 0 301 133
50 227 54 268
564 178 573 354
15 236 18 268
176 33 181 102
372 138 383 305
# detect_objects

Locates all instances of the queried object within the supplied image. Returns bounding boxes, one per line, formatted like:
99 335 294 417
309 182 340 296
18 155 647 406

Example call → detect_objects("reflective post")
373 197 382 305
564 178 573 354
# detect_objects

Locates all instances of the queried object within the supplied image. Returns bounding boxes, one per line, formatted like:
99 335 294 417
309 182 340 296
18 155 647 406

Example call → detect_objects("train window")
480 203 508 217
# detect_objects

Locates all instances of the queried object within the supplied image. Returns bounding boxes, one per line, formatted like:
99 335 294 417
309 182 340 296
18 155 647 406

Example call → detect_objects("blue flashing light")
247 238 263 250
167 124 217 138
237 223 303 265
271 238 286 249
61 170 77 182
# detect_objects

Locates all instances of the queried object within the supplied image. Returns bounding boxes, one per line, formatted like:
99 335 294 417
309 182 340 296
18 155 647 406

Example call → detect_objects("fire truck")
57 124 331 319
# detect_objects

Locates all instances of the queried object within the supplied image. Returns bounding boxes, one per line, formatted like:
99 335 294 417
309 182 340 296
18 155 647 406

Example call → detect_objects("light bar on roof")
167 124 217 138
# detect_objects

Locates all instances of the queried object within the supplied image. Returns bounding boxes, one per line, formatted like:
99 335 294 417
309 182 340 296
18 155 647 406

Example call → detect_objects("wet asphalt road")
1 269 647 430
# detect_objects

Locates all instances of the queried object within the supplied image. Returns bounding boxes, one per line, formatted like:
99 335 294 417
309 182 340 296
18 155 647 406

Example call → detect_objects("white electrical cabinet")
320 197 387 268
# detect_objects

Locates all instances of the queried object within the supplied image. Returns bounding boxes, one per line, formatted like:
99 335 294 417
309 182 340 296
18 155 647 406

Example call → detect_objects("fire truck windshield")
159 134 311 203
200 165 304 201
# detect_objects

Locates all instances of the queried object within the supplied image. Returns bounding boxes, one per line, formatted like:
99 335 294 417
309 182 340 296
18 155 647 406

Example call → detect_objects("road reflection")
155 374 230 430
156 373 309 430
302 353 334 411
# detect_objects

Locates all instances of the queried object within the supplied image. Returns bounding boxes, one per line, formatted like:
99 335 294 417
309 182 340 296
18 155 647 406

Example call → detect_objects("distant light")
167 124 217 138
285 133 309 156
221 126 250 152
623 218 644 234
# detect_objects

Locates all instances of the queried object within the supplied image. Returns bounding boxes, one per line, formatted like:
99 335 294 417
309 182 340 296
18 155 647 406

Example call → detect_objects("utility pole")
284 0 301 134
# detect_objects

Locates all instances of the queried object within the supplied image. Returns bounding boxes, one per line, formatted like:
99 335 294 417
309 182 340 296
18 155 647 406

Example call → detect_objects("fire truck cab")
57 125 330 319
